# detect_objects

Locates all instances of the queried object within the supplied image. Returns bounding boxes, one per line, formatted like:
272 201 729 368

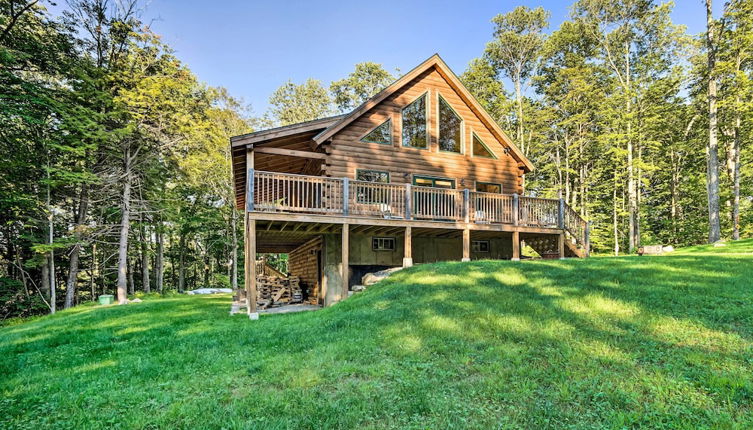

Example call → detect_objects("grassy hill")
2 240 753 429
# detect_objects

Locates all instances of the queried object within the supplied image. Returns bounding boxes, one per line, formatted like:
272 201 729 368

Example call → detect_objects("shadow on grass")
1 252 752 429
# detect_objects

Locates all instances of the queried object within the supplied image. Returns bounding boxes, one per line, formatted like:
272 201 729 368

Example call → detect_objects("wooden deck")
246 169 590 251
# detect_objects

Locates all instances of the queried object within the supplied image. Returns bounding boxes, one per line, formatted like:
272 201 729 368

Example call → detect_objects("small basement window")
372 237 396 251
472 240 490 253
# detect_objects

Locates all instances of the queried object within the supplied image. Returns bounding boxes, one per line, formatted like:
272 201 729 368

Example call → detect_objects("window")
401 93 428 149
413 176 455 189
356 170 389 183
472 240 490 253
360 118 392 145
372 237 396 251
476 182 502 194
438 94 463 153
472 132 496 159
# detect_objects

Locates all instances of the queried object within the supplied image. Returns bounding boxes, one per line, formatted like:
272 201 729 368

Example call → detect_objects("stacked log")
256 275 302 309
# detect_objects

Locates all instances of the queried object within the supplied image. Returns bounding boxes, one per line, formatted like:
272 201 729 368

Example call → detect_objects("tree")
484 6 549 156
705 0 722 243
268 78 332 126
330 62 395 113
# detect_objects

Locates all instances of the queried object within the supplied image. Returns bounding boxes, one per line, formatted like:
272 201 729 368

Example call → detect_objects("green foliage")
330 62 395 113
268 78 333 126
1 242 752 427
0 278 47 320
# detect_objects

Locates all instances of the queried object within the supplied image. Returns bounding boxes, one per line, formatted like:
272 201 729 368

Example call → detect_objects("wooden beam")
253 147 328 159
558 233 565 260
462 228 470 262
403 226 413 267
341 224 349 302
512 230 520 261
245 214 258 319
246 212 566 234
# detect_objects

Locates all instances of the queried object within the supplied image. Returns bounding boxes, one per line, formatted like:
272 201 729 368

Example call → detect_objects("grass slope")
2 240 753 429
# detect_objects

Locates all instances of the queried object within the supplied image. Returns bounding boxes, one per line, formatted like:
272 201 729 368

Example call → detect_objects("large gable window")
360 119 392 145
401 93 428 149
437 94 463 153
472 132 496 159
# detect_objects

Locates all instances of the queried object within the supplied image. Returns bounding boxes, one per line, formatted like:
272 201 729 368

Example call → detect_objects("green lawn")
2 240 753 429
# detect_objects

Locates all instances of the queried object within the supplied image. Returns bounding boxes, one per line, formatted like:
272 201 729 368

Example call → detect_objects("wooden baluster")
405 183 411 219
343 177 349 216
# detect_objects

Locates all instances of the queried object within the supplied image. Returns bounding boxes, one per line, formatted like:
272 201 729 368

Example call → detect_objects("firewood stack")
256 275 303 309
230 275 303 314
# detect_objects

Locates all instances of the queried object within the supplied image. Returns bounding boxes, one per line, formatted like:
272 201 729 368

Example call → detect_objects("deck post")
463 189 470 223
558 198 565 229
512 193 519 226
403 226 413 267
558 232 565 260
245 214 258 319
246 150 254 212
512 231 520 261
462 228 470 262
585 221 591 257
341 223 349 301
405 183 412 219
342 177 349 216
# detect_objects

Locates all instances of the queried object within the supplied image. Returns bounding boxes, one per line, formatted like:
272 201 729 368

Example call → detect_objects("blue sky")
51 0 709 115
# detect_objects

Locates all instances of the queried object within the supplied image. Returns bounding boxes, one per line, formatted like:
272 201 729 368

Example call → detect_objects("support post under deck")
403 226 413 267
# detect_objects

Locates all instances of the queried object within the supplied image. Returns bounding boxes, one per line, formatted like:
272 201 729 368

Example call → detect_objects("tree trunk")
231 208 238 291
116 149 133 304
64 184 88 309
514 75 524 155
730 55 742 240
625 43 637 254
613 166 619 256
127 254 135 296
140 218 150 293
156 223 164 293
705 0 722 243
178 233 186 293
90 242 97 301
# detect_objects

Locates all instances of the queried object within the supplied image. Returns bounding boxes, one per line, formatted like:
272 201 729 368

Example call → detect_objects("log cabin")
230 54 589 318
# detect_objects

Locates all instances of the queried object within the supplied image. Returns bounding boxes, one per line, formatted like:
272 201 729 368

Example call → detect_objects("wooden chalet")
231 54 590 318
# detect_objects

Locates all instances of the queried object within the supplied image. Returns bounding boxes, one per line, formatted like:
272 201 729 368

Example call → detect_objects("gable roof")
313 54 534 173
230 114 346 148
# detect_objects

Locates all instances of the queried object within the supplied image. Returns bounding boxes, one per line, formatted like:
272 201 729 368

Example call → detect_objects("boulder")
361 267 402 286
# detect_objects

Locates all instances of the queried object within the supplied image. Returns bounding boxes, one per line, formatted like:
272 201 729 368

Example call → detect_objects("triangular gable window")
472 132 496 159
360 119 392 145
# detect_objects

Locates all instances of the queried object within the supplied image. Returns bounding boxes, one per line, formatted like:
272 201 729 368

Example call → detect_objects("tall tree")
268 78 332 126
330 62 395 113
484 6 549 157
705 0 722 243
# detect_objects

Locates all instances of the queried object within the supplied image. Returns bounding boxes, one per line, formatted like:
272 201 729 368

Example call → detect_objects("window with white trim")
372 237 396 251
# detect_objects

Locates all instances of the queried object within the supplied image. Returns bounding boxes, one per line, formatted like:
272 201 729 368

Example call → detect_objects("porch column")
245 214 258 319
511 231 520 261
341 223 349 301
403 226 413 267
462 228 470 262
558 233 565 260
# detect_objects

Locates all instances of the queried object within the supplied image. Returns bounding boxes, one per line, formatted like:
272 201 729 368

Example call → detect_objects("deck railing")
248 169 589 251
